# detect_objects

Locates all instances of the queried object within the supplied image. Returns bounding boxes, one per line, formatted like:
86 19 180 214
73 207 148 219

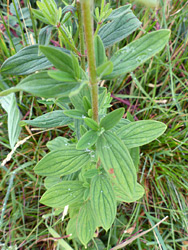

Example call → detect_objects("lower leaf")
90 175 116 231
34 145 90 176
76 201 97 247
40 181 85 208
115 183 145 203
129 147 140 171
97 131 137 199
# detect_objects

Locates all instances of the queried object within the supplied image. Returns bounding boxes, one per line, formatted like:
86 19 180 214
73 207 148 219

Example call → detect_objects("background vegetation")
0 0 187 249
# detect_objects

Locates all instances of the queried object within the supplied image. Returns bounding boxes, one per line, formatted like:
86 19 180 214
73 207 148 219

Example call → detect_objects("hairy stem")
80 0 98 123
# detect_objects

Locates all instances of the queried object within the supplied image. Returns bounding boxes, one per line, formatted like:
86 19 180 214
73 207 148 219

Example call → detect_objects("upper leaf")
40 45 75 75
36 0 61 25
100 108 125 130
76 130 99 150
94 35 106 67
39 25 53 46
97 131 137 199
70 84 91 112
105 30 171 79
32 8 51 24
34 145 90 176
96 61 113 78
117 120 167 148
40 181 85 208
48 70 76 82
84 118 99 131
90 175 116 231
76 201 97 247
98 7 141 47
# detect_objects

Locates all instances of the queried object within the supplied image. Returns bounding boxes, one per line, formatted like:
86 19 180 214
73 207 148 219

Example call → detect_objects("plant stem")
76 1 85 71
58 25 81 56
80 0 98 123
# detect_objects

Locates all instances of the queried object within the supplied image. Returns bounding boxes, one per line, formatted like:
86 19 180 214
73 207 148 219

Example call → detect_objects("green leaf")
64 109 86 119
76 130 99 150
37 1 57 25
70 85 106 113
80 125 88 137
96 61 113 78
70 84 91 112
40 181 85 208
0 72 81 98
105 30 171 79
20 110 72 128
77 201 97 247
105 4 131 20
98 8 141 47
83 188 90 201
48 70 76 82
40 45 74 75
83 96 91 112
39 25 53 46
44 176 62 189
111 118 130 132
94 35 106 67
71 52 81 80
97 131 137 198
0 45 52 75
115 183 144 203
117 120 167 148
66 216 78 239
90 175 116 231
100 108 125 130
129 147 140 171
89 239 105 250
64 109 87 119
84 118 99 131
0 93 22 149
127 111 135 122
136 0 159 8
47 137 69 151
32 8 51 24
83 169 99 179
34 145 90 176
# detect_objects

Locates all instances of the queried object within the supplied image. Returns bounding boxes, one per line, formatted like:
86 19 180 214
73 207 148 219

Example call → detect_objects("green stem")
80 0 98 123
76 1 85 71
58 25 81 56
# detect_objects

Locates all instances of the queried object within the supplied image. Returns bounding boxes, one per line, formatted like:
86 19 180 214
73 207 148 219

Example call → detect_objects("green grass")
0 0 188 249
